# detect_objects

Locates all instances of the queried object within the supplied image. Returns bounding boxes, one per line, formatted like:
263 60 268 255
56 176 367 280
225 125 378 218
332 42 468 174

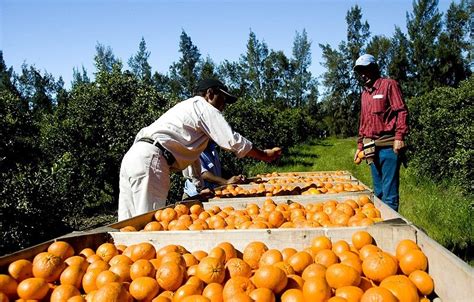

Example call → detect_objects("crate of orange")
0 224 472 301
256 170 354 180
212 181 370 199
105 193 401 234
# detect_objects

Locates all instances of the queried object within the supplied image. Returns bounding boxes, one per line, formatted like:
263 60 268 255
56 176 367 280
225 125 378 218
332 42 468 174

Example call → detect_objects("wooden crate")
1 224 472 301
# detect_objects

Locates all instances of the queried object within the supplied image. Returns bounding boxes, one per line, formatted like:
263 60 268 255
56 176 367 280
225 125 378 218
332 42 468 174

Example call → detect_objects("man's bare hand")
393 140 405 154
263 147 282 162
227 175 246 184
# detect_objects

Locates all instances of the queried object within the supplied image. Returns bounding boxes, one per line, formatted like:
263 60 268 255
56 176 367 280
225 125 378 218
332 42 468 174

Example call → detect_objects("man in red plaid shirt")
353 54 409 211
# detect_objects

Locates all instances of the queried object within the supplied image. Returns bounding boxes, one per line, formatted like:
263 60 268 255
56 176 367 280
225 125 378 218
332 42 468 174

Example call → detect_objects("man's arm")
245 146 282 162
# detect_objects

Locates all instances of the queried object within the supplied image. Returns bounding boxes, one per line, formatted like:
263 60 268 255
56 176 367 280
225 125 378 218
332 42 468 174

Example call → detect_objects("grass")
248 137 473 264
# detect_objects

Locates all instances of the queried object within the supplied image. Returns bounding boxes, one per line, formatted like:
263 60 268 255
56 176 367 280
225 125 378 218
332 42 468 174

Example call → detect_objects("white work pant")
118 141 170 221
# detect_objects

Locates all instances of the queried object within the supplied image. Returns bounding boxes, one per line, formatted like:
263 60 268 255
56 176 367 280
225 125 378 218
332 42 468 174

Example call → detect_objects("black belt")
137 138 176 166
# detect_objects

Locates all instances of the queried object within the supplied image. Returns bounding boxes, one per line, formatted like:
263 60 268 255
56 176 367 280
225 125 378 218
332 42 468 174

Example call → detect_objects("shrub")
407 76 473 194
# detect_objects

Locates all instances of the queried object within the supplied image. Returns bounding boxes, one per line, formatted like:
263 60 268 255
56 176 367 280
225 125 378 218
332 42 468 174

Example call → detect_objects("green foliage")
407 76 473 193
219 99 319 177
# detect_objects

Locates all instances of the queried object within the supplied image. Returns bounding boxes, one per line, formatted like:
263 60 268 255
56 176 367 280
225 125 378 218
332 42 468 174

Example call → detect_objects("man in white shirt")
118 78 282 221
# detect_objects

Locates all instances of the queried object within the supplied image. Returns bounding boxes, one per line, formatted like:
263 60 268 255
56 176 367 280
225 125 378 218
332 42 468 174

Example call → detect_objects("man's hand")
354 149 362 161
199 188 214 199
393 140 405 154
263 147 282 162
227 175 246 184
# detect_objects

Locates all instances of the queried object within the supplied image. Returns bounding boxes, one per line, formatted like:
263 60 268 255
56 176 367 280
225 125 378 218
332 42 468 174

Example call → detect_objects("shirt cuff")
395 133 404 141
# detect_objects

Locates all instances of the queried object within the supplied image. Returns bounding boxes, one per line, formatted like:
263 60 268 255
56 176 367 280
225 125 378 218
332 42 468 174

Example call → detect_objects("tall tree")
94 43 119 74
199 56 218 80
436 0 471 87
319 5 370 136
387 27 410 92
17 64 57 115
241 30 269 101
72 66 91 86
128 37 152 83
169 30 201 98
263 50 292 105
290 29 313 107
406 0 442 95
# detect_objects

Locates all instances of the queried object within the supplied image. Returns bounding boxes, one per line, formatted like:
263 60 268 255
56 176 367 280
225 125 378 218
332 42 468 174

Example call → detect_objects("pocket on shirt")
371 95 388 114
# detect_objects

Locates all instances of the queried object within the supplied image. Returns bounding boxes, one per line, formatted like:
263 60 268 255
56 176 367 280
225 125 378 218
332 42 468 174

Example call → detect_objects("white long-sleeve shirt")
134 96 253 171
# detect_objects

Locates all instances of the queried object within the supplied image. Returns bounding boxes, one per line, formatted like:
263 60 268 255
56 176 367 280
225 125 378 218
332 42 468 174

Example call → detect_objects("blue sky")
1 0 454 87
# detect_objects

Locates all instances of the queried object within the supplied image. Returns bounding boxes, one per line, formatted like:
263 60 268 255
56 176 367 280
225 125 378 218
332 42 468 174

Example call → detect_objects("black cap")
196 78 238 103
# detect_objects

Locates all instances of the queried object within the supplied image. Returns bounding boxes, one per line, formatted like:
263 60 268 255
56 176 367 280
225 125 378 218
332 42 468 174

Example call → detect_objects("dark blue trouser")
370 148 401 211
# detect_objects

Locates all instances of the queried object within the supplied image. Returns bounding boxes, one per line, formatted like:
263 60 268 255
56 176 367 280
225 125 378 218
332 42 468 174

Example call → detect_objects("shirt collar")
363 77 382 93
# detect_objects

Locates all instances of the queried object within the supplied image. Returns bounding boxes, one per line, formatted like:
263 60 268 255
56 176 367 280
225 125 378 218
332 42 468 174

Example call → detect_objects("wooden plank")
414 226 474 302
109 223 415 255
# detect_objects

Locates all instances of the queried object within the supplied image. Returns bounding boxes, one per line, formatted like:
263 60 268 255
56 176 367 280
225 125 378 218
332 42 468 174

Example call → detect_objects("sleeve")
388 80 409 140
182 160 204 191
199 153 211 173
196 103 253 158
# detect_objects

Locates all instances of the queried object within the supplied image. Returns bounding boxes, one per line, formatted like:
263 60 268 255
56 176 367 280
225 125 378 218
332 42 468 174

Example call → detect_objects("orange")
253 265 288 294
302 277 331 302
95 243 118 263
379 275 419 302
351 231 374 250
360 287 397 302
196 257 225 284
362 251 398 283
129 276 160 301
91 282 131 302
259 249 283 267
310 236 332 253
398 249 428 275
242 241 268 270
395 239 420 260
130 259 156 280
95 270 120 288
156 261 185 291
281 288 305 302
287 251 314 274
408 270 434 295
59 264 87 289
8 259 33 282
249 287 275 302
301 263 326 281
202 282 224 302
335 286 364 302
314 249 339 268
225 258 252 279
173 283 202 301
0 274 18 299
222 276 256 300
50 284 81 302
325 263 361 289
16 277 49 300
332 240 350 256
32 252 65 283
48 241 75 260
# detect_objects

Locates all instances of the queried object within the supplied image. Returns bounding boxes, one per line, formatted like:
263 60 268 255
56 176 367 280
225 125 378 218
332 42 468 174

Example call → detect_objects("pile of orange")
0 231 434 301
214 182 366 198
257 171 348 178
119 195 381 232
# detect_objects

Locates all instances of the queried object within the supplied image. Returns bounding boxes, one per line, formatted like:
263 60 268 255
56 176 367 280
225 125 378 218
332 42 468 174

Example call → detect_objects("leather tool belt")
138 137 176 166
362 135 396 164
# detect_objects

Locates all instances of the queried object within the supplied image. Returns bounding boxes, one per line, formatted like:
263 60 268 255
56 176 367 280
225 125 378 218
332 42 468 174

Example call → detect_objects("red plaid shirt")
357 78 409 150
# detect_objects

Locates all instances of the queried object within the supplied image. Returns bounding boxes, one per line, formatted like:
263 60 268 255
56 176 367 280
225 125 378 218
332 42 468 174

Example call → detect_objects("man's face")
355 65 377 86
207 88 227 111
